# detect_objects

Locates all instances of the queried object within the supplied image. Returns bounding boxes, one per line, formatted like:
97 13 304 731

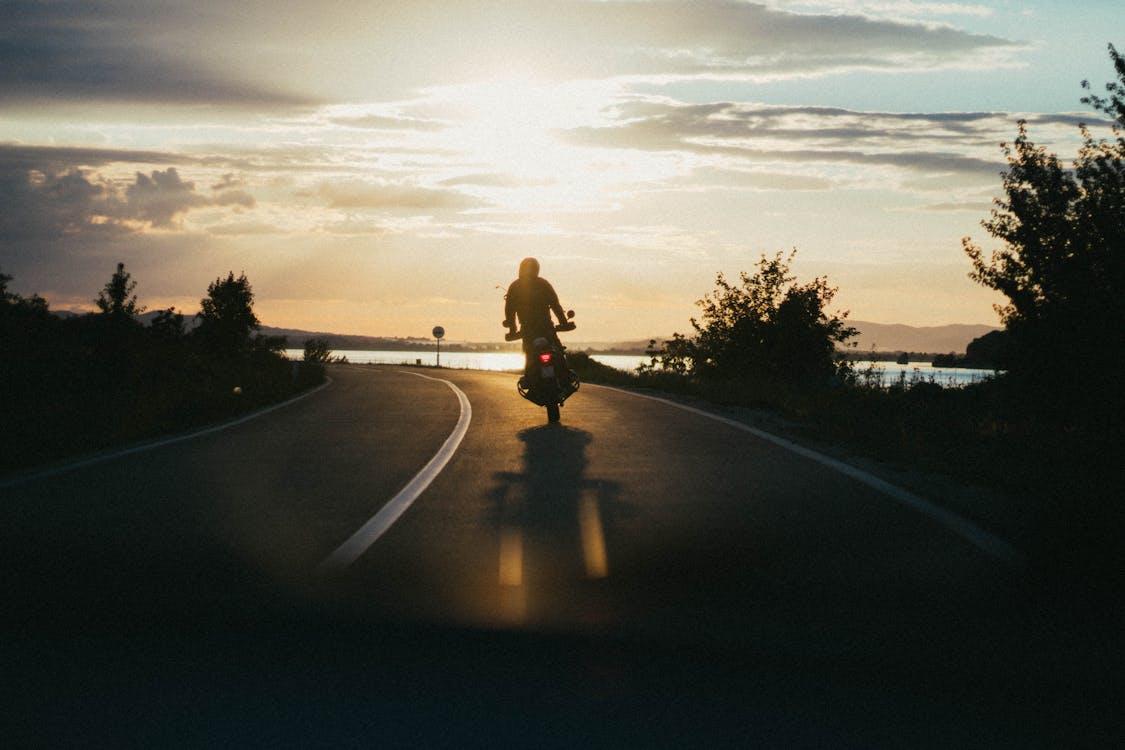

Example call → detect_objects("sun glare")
426 76 676 212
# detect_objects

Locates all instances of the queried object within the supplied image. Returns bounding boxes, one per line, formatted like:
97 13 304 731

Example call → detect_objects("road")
1 366 1111 746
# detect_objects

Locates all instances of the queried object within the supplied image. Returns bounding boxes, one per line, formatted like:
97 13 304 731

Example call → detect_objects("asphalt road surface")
2 366 1115 747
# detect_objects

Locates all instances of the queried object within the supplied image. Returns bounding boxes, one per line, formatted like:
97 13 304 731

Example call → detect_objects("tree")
0 269 50 323
963 44 1124 426
963 330 1009 369
95 262 145 318
1 268 50 317
150 307 186 341
196 272 260 356
640 332 694 376
650 250 856 391
303 337 333 363
692 251 855 387
1081 43 1125 124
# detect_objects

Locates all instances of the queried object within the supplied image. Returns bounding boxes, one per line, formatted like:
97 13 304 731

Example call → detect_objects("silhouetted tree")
253 333 288 353
196 272 260 356
674 250 856 389
963 330 1009 369
303 337 333 362
640 332 694 375
0 268 46 314
150 307 186 341
0 268 50 320
95 262 145 318
1081 43 1125 123
963 44 1124 428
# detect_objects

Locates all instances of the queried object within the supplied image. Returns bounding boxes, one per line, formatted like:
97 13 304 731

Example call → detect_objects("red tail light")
538 352 553 364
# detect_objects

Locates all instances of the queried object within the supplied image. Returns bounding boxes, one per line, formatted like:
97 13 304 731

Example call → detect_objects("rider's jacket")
505 276 562 340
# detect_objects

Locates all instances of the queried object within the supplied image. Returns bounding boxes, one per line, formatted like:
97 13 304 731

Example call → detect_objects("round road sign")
432 326 445 339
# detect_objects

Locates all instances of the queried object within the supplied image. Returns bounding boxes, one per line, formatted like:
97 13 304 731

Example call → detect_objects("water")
284 349 644 372
850 361 996 387
286 350 995 387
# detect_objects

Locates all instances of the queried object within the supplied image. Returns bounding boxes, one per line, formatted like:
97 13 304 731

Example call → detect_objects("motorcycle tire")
547 403 561 423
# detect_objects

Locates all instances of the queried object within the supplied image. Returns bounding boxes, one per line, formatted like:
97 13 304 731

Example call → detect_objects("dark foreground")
2 366 1118 747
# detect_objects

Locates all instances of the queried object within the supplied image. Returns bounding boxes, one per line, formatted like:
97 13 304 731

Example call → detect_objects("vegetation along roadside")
573 46 1125 577
1 264 327 476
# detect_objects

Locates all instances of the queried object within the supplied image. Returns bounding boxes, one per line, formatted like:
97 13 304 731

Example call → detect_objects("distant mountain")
626 322 999 355
847 321 999 354
80 311 996 355
257 326 449 351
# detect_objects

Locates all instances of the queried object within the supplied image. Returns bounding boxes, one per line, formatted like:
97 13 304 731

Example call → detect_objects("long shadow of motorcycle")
484 425 632 624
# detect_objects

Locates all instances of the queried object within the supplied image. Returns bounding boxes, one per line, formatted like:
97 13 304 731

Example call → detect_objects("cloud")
0 2 313 107
588 100 1022 142
450 1 1021 87
316 180 485 211
0 144 334 179
212 190 256 208
565 100 1010 176
0 167 123 241
329 114 446 132
910 200 994 212
438 173 555 188
211 173 245 191
206 221 282 236
0 1 1022 107
768 1 995 19
0 153 258 239
659 166 835 191
0 144 183 171
123 169 211 228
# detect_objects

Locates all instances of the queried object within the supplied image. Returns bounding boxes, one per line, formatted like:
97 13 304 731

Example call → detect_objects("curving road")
3 365 1101 746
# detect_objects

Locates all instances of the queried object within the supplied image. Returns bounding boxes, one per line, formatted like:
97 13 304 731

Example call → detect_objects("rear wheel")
546 403 561 423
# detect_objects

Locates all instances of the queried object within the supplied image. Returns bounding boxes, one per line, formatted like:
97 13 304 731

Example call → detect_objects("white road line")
0 378 334 490
586 383 1025 567
318 370 472 573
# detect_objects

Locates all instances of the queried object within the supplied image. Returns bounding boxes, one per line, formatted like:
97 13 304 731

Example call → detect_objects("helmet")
518 257 540 279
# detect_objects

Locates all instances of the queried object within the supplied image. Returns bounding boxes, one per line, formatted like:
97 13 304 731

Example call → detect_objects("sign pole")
432 325 445 368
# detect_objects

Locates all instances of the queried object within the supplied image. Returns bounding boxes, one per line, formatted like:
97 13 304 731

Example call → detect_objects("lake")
285 349 644 373
285 350 995 387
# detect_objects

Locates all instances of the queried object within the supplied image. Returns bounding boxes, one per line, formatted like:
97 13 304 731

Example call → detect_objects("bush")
0 265 315 475
640 250 856 407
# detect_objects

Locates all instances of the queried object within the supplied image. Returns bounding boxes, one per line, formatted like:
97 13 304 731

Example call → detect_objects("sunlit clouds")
0 0 1119 339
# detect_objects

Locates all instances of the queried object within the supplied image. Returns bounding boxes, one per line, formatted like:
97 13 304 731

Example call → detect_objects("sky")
0 0 1120 341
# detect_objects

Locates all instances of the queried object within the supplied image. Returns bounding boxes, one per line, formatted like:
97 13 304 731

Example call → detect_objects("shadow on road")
486 425 627 625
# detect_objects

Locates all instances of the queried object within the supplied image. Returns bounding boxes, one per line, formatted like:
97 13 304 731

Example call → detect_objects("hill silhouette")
846 321 998 353
41 311 996 355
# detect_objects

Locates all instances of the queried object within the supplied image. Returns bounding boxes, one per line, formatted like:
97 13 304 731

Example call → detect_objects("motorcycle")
503 310 581 423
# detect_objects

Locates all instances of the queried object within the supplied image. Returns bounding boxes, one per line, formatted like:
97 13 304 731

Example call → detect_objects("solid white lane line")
317 370 472 573
0 378 334 490
586 383 1024 567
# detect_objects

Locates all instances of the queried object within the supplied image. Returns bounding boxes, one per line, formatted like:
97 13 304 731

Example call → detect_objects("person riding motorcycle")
503 257 569 380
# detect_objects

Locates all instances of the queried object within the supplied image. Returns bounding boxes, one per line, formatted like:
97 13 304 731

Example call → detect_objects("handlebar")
504 319 576 342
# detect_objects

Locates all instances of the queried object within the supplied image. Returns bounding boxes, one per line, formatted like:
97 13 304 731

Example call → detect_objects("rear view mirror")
566 310 575 319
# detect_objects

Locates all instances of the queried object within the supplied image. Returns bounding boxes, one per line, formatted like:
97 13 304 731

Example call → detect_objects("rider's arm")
550 300 566 326
543 280 566 325
503 281 517 328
